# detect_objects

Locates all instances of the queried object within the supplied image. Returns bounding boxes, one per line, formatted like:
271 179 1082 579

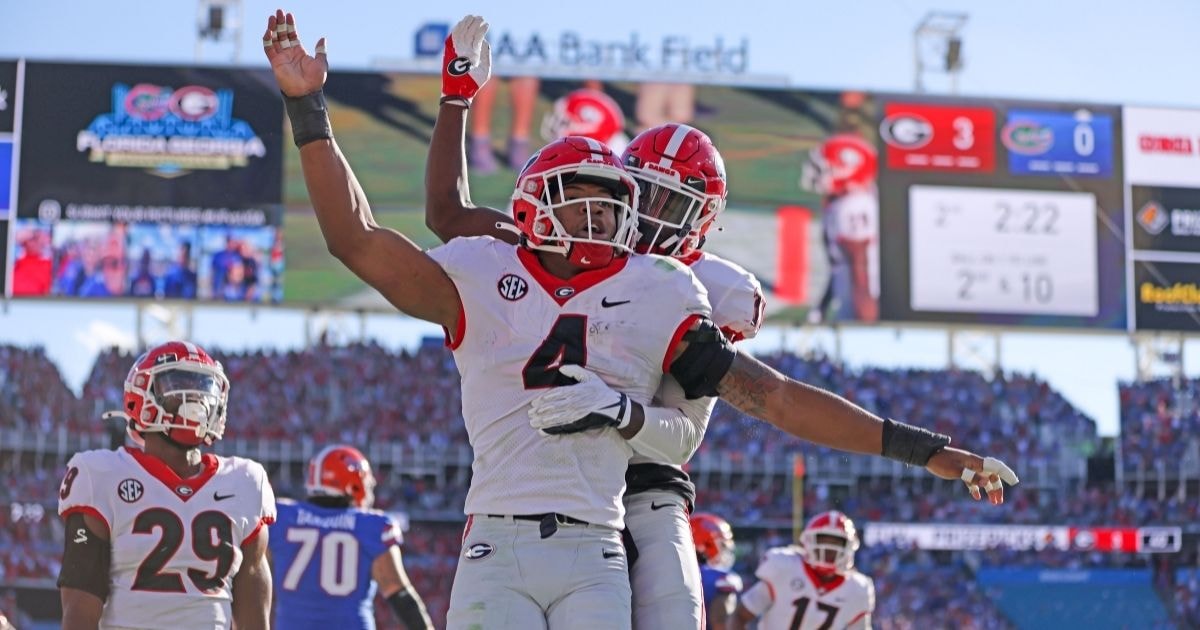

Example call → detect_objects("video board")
0 58 1195 332
6 61 285 303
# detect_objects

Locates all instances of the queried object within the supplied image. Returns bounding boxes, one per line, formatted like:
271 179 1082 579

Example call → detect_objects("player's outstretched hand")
529 365 632 436
441 15 492 107
262 9 327 98
926 447 1019 505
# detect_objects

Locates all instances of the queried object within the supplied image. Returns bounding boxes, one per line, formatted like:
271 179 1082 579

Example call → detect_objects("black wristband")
881 417 951 466
283 90 333 148
386 588 433 630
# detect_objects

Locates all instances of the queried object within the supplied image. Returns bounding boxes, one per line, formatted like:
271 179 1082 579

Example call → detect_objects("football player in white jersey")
266 10 1018 629
433 74 761 627
735 511 874 630
57 341 275 630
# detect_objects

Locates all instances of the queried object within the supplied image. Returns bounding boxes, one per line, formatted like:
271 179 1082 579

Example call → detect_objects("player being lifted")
265 10 1017 629
57 341 275 630
735 511 874 630
692 513 744 630
427 19 764 627
270 445 433 630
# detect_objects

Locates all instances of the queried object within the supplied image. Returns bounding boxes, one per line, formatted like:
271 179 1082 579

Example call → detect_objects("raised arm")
425 15 519 244
264 10 460 328
668 319 1019 503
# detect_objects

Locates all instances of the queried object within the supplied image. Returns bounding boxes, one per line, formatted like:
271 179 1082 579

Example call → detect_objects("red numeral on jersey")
59 466 79 500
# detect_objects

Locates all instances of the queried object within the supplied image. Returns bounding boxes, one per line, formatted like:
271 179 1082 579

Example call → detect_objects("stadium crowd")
0 343 1197 627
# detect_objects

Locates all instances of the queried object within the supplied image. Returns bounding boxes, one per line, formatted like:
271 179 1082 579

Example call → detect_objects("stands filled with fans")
0 343 1197 628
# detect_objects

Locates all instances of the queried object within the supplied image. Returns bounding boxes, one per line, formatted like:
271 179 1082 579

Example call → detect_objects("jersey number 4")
281 527 361 596
522 315 587 388
132 508 235 593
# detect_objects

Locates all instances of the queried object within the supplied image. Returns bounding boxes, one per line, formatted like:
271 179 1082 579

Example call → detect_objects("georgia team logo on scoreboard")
75 82 268 179
1003 109 1114 178
880 102 995 173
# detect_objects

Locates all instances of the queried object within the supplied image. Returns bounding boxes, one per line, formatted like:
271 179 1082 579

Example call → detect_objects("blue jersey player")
691 512 742 630
270 445 433 630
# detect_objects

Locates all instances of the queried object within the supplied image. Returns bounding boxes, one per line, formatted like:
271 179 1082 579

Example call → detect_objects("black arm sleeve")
57 512 111 602
668 318 737 399
387 587 434 630
881 417 951 466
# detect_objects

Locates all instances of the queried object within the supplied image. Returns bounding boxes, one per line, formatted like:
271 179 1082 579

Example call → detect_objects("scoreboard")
877 96 1130 330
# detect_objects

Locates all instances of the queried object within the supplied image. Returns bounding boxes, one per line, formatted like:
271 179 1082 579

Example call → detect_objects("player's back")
752 546 874 630
699 563 743 628
270 498 403 630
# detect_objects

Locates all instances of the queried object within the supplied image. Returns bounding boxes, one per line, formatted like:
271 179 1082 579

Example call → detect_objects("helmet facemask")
128 364 228 447
629 166 724 257
513 163 640 269
801 531 857 575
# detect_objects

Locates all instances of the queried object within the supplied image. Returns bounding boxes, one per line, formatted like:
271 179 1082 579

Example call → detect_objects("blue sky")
1 0 1199 435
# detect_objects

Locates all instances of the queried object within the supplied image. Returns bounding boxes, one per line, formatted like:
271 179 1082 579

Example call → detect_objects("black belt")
486 513 591 538
487 513 590 525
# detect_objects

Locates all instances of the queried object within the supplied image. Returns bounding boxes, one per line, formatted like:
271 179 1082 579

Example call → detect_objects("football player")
427 18 762 628
57 341 275 630
271 445 433 630
800 132 880 323
735 511 874 629
266 11 1018 629
692 513 743 630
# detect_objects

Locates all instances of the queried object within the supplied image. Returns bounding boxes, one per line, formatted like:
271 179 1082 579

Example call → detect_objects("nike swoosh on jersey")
214 492 235 501
601 297 631 308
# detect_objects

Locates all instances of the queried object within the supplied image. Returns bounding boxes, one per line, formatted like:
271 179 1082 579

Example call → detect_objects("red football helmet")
621 123 728 258
800 133 878 197
541 89 626 147
511 136 640 270
306 445 377 508
118 341 229 448
690 512 736 570
799 510 860 575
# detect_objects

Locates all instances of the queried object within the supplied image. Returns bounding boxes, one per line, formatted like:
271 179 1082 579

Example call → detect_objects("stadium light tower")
913 11 968 94
195 0 244 64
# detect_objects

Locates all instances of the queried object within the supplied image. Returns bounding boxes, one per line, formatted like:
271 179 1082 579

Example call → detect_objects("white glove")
529 365 633 436
441 15 492 107
960 456 1020 497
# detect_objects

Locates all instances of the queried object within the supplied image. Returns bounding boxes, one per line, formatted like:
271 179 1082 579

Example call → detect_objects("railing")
0 428 1089 488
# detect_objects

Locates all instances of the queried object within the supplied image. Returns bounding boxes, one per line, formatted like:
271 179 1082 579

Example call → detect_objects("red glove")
441 15 492 107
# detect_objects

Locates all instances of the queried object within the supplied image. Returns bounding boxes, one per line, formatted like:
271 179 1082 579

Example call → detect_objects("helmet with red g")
799 510 860 575
800 133 878 197
511 136 640 270
306 445 377 508
621 123 727 258
690 512 736 570
541 88 626 146
119 341 229 448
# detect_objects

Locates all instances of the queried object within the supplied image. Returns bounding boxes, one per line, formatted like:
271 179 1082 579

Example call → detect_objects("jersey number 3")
522 315 587 388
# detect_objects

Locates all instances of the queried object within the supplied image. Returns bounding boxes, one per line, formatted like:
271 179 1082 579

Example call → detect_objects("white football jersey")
427 236 711 528
58 447 276 630
824 190 878 245
741 546 874 630
630 251 764 467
